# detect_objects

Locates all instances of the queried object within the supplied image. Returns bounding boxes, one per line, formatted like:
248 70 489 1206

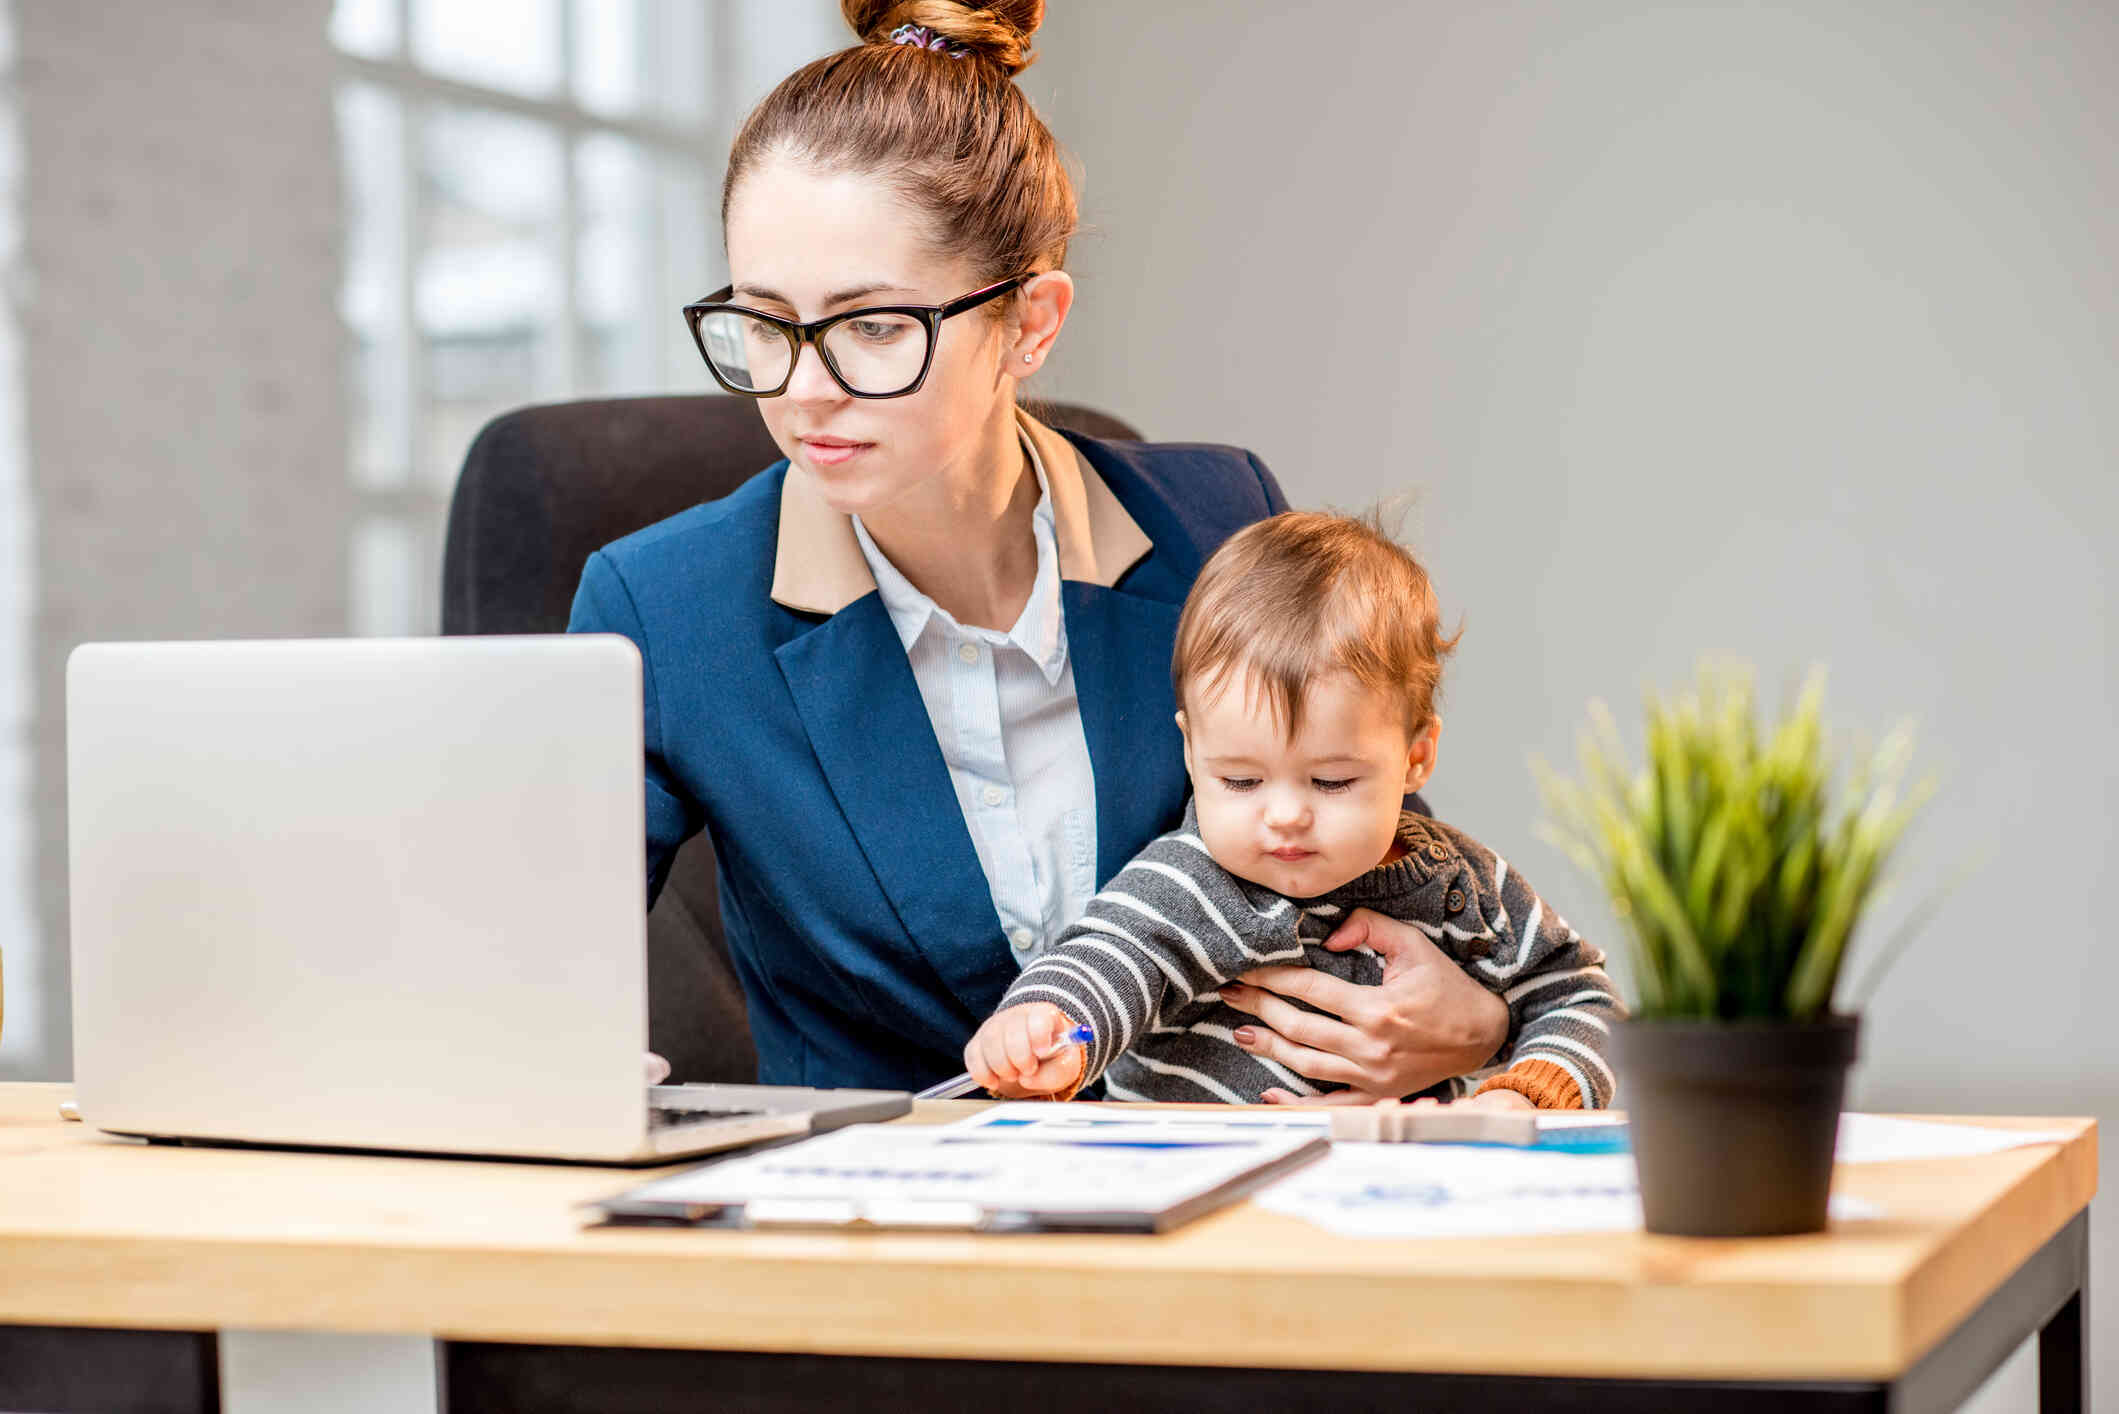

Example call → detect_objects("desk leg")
0 1324 219 1414
1885 1209 2089 1414
2039 1285 2085 1414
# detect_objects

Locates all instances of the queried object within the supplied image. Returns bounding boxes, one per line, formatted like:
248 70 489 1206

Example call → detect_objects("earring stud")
1023 354 1033 364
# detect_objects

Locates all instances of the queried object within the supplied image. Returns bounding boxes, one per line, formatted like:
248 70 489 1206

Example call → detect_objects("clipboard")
585 1119 1328 1234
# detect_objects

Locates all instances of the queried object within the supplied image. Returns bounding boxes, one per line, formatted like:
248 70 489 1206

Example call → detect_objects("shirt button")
956 643 980 665
1446 890 1466 913
1009 927 1035 950
981 784 1006 807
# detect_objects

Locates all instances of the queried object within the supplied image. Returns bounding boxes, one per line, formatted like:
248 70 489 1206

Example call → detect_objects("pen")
916 1023 1095 1101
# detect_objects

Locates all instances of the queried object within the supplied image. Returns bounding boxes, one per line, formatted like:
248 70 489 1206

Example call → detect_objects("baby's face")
1180 669 1425 899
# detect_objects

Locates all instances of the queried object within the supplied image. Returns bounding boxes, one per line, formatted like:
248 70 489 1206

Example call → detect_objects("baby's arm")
985 827 1300 1092
1460 852 1624 1109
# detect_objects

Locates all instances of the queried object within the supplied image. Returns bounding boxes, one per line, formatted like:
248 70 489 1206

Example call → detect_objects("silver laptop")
66 635 907 1164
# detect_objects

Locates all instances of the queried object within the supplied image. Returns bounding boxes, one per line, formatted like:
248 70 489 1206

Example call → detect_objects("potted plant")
1537 666 1933 1237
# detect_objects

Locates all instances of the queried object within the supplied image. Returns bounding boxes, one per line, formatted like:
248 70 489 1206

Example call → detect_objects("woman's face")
722 155 1019 517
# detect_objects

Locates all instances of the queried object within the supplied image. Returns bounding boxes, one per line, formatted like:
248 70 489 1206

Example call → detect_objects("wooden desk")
0 1084 2093 1413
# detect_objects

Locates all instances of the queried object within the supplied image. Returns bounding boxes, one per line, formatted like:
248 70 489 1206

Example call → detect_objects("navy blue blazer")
568 428 1289 1090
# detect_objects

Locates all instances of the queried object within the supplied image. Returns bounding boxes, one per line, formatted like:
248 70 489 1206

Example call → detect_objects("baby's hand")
964 1003 1087 1098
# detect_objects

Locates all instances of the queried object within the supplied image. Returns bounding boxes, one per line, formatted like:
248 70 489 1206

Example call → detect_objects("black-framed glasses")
683 276 1025 399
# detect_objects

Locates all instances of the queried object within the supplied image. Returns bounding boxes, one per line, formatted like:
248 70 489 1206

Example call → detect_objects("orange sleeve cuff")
1475 1058 1584 1110
1048 1044 1090 1102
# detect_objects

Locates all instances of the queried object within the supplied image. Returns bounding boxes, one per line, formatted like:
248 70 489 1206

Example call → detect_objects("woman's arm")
567 550 704 908
1216 908 1510 1103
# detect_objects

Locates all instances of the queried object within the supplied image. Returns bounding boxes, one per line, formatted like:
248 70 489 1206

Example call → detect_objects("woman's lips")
800 437 872 468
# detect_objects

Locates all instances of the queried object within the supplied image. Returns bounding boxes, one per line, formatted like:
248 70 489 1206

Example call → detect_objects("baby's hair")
1172 510 1462 742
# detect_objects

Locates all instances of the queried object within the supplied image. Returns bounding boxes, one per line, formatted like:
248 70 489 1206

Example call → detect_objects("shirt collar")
851 433 1069 684
769 407 1153 618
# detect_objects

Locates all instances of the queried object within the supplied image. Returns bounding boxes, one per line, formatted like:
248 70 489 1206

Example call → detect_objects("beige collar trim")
769 409 1152 616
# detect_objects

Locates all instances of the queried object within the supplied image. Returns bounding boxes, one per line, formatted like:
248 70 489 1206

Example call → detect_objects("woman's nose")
784 340 844 404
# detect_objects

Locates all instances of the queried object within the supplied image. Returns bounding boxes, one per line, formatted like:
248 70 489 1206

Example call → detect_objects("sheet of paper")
1254 1143 1883 1238
1255 1144 1643 1237
956 1107 2071 1158
892 1107 2063 1236
951 1104 1620 1144
1833 1114 2076 1164
1535 1110 1627 1129
944 1103 1332 1144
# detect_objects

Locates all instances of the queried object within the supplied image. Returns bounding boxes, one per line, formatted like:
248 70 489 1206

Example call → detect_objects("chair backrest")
441 394 1142 1082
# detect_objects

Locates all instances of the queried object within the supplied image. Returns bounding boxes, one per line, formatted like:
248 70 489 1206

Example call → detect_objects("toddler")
963 511 1621 1108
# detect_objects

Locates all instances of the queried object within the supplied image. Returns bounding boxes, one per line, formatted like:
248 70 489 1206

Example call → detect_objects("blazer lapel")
764 434 1173 1024
1063 582 1190 885
774 598 1014 1024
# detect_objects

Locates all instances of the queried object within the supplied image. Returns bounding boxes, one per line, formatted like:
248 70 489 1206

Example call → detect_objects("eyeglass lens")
697 308 929 395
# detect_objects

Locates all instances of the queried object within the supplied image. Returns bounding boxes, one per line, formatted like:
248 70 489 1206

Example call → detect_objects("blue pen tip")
1066 1023 1095 1044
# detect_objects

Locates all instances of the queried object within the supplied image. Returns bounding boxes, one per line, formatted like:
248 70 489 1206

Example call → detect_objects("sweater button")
1427 843 1448 862
1446 890 1465 912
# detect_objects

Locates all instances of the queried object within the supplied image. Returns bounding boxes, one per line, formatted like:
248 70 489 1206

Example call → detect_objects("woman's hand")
1216 908 1510 1104
963 1002 1086 1098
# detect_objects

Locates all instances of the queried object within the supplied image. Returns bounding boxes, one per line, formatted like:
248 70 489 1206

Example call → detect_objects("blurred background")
0 3 2110 1408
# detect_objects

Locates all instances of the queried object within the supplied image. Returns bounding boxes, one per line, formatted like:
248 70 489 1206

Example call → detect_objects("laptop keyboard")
647 1105 769 1130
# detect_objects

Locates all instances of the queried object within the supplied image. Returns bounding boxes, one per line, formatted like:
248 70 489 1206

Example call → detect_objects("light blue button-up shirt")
851 438 1100 964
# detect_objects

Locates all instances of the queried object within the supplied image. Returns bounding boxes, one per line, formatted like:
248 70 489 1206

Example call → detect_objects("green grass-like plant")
1535 665 1934 1021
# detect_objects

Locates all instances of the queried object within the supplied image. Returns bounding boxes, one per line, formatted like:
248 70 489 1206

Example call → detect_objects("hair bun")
841 0 1043 77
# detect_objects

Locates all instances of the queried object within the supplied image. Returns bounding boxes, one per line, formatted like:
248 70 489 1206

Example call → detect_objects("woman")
568 0 1507 1099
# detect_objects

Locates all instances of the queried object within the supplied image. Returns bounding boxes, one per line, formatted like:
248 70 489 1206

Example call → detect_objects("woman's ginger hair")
1173 511 1464 743
723 2 1077 291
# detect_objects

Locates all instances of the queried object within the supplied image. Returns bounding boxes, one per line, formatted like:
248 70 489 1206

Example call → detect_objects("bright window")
333 0 728 636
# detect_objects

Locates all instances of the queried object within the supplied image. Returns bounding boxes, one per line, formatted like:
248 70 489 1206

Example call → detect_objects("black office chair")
441 394 1142 1083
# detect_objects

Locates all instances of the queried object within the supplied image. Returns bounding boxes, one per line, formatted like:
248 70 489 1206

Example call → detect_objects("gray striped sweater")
998 801 1623 1107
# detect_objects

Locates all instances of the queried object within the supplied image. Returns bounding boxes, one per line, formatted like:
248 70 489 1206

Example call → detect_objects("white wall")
0 0 31 1076
0 0 353 1084
1029 4 2115 1407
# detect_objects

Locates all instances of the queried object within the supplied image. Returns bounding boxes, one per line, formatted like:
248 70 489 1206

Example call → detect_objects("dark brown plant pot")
1612 1013 1860 1237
